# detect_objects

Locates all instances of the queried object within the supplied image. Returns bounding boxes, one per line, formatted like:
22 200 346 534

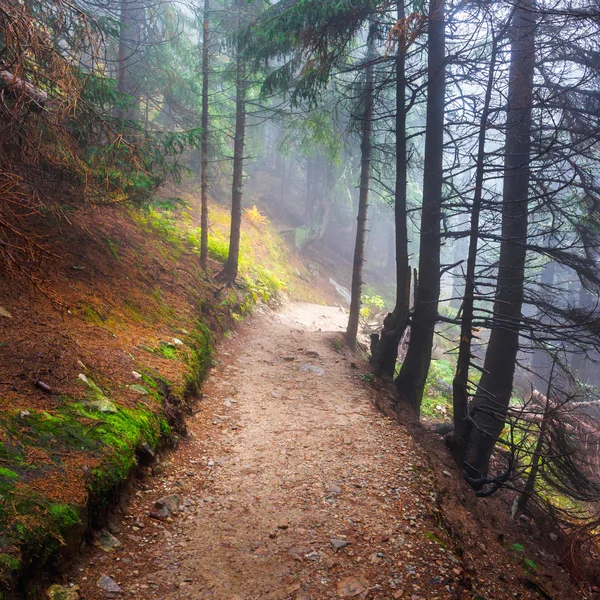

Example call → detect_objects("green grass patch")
421 358 455 420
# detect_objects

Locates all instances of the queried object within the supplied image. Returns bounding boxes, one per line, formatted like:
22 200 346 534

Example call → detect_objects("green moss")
184 320 213 395
0 468 18 480
0 555 20 572
80 304 103 325
157 342 177 360
105 237 120 262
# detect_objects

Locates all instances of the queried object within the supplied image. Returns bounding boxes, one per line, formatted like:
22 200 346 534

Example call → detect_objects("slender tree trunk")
395 0 446 411
531 260 556 390
305 158 317 219
223 0 247 286
514 389 550 515
199 0 210 270
347 36 375 348
464 0 536 479
370 0 411 377
280 156 286 204
115 0 142 121
451 33 498 462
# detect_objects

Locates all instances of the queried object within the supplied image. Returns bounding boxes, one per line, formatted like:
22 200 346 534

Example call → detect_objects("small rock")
330 539 351 550
304 351 320 358
46 584 80 600
282 356 296 361
549 532 558 542
277 523 289 530
130 384 149 395
132 371 142 379
442 470 452 477
0 307 12 319
224 399 233 407
20 410 31 419
139 442 155 459
300 363 325 376
149 494 180 520
327 485 342 494
94 530 121 552
96 575 123 594
172 338 184 346
336 575 369 598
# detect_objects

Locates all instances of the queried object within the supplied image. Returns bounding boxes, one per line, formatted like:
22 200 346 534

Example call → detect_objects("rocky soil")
54 302 578 600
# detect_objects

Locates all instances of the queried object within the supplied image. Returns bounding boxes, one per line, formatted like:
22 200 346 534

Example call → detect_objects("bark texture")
451 33 498 462
395 0 445 411
224 0 247 286
346 37 375 348
464 0 536 478
370 0 411 377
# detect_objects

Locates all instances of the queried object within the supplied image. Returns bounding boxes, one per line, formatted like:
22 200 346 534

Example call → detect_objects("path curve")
69 303 483 599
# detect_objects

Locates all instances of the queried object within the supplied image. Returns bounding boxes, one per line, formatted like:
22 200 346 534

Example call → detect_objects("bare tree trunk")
347 35 375 348
115 0 142 121
395 0 446 411
223 0 246 286
451 31 499 462
465 0 536 479
514 390 550 515
305 157 317 219
370 0 411 377
199 0 210 270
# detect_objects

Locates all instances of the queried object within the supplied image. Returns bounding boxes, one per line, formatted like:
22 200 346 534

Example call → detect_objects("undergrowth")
133 193 302 308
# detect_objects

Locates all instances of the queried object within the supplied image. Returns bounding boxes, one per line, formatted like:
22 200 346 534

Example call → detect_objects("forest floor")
62 301 581 600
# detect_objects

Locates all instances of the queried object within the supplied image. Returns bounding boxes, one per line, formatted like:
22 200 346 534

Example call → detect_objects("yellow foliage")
244 205 269 227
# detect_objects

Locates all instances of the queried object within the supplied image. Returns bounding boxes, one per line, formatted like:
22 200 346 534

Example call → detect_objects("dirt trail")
66 302 536 600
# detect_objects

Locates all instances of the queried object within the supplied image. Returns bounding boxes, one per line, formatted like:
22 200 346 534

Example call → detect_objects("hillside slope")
0 186 331 596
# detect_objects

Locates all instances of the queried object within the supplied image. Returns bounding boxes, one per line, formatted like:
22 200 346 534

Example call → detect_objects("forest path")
71 302 460 600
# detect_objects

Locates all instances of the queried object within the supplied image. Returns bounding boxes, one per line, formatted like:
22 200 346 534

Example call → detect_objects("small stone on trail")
132 371 142 379
336 575 369 598
282 355 296 361
327 484 342 494
549 532 558 542
94 529 121 552
0 307 12 319
330 538 351 550
96 575 123 594
300 363 325 376
442 470 452 477
277 523 289 530
149 494 180 520
172 337 184 345
46 584 80 600
304 350 320 358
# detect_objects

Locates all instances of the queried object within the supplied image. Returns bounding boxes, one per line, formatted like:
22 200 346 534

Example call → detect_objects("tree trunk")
199 0 210 270
305 157 317 219
223 0 247 286
464 0 536 480
369 0 411 377
531 260 556 390
346 35 375 348
395 0 446 411
451 32 498 462
115 0 142 120
514 389 550 515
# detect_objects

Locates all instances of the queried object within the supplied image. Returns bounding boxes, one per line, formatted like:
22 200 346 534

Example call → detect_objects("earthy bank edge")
0 310 229 598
